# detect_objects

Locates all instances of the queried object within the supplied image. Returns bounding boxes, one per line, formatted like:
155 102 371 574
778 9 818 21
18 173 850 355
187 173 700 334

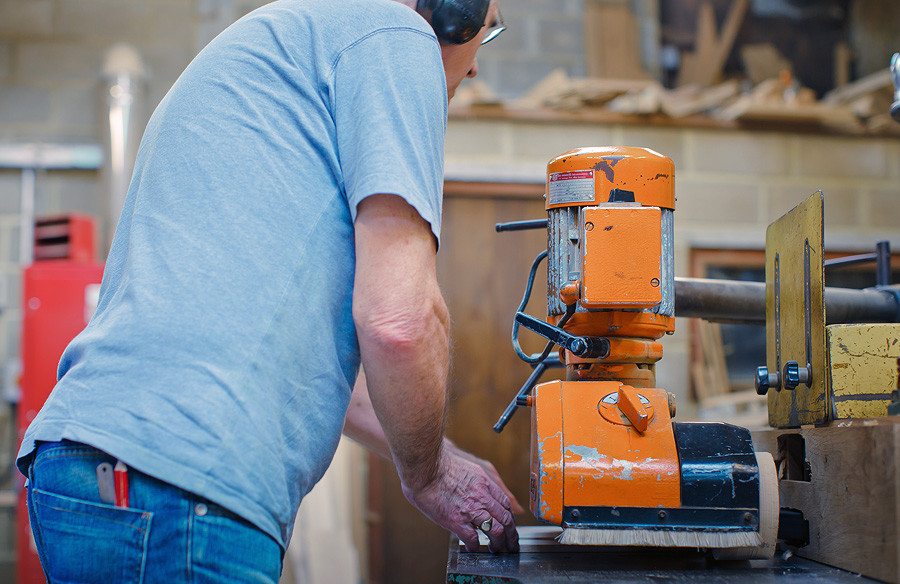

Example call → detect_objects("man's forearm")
351 193 451 492
355 293 450 491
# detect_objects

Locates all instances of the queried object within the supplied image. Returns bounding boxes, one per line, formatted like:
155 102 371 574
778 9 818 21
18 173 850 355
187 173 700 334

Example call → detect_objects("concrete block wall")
444 116 900 416
472 0 587 99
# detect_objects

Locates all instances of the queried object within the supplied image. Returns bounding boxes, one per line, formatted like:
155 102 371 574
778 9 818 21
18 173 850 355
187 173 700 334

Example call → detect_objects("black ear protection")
416 0 492 45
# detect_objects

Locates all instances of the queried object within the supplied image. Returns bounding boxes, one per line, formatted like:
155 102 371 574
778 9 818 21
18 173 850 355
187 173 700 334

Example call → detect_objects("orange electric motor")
499 147 777 556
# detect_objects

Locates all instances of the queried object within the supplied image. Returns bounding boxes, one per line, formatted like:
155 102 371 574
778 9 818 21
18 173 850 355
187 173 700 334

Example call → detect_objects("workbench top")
447 526 878 584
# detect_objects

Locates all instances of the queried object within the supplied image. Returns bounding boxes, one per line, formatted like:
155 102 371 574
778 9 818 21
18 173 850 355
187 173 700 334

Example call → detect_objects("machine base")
449 526 879 584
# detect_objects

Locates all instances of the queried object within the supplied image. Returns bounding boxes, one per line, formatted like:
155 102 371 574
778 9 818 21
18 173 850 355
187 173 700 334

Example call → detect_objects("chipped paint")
566 445 601 460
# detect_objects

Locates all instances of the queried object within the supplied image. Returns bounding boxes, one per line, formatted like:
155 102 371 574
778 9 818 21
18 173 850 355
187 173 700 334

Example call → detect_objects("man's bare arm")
352 194 518 552
343 370 525 515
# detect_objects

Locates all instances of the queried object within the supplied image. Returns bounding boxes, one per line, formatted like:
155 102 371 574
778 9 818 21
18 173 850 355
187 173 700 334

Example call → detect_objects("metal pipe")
674 277 900 325
876 241 891 287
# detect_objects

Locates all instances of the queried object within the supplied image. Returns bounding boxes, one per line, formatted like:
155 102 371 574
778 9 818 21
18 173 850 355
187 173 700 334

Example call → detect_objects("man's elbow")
355 296 449 356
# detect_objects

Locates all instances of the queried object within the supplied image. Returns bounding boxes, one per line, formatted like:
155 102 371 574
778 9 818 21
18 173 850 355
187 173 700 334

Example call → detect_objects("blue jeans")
26 440 283 583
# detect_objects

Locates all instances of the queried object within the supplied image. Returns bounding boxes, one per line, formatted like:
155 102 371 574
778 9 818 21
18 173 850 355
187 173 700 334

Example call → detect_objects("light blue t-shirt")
17 0 447 548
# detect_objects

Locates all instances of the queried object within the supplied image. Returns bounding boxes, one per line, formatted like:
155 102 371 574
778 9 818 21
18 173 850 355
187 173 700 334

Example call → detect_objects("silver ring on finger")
478 518 493 532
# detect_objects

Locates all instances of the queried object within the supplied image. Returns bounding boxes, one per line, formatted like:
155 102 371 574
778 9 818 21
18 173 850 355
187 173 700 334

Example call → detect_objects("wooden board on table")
752 420 900 584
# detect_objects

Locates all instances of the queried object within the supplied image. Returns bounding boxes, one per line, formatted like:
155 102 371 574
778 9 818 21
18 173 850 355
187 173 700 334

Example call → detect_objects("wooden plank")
741 43 793 85
823 68 893 105
705 0 749 86
752 420 900 584
660 80 739 118
681 0 749 87
679 1 717 86
833 41 852 89
584 0 649 80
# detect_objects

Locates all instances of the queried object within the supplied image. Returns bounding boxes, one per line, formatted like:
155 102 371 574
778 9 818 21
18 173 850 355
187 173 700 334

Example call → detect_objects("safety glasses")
481 9 506 45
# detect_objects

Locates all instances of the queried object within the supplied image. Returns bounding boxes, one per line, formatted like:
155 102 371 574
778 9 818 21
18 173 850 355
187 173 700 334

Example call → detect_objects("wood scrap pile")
454 64 897 135
451 0 899 135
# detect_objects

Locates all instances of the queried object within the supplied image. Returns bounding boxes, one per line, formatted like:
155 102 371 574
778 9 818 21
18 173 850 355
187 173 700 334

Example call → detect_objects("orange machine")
495 147 777 556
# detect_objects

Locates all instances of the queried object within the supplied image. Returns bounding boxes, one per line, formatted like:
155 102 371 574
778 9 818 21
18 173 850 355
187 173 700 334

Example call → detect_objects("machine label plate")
548 170 595 205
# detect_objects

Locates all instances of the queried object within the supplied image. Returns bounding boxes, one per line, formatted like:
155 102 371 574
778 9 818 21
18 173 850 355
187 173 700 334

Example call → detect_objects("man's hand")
402 448 520 554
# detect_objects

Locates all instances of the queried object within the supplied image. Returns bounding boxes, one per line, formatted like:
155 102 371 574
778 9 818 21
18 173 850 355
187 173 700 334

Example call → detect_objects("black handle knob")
755 366 780 395
782 361 811 390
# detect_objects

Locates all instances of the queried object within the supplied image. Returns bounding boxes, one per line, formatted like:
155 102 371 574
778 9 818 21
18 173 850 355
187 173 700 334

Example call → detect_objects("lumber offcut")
752 419 900 584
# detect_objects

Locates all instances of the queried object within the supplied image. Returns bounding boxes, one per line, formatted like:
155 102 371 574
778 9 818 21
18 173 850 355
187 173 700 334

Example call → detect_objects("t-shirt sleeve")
331 27 447 244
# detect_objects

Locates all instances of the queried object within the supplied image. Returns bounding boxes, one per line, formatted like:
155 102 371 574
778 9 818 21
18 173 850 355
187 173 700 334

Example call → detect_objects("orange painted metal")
545 147 675 211
567 338 663 365
552 311 673 340
564 382 679 509
530 380 565 524
582 206 661 309
570 362 657 388
616 384 651 432
530 380 681 523
529 146 684 528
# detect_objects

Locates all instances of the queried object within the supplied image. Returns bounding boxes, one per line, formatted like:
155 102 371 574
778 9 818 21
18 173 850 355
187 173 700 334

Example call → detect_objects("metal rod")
19 169 35 265
493 360 548 434
876 241 892 287
824 253 877 269
495 219 549 232
674 277 900 324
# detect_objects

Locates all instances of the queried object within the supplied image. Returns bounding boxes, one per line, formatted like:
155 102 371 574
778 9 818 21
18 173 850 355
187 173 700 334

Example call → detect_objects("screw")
650 278 660 287
744 512 754 524
585 222 594 231
571 508 580 519
658 510 667 521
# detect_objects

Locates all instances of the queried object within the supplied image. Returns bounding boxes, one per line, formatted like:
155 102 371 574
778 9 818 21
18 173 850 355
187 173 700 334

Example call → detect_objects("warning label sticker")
548 170 595 205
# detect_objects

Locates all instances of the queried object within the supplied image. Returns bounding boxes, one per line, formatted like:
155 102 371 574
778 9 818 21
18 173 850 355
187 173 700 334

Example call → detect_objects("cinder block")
0 43 11 81
47 171 104 218
16 43 104 82
0 172 20 214
768 185 860 227
3 222 21 265
484 15 528 53
539 18 584 55
510 122 614 162
867 188 900 229
56 84 101 130
55 1 155 41
619 127 685 170
2 310 22 360
148 3 195 47
691 131 790 175
496 58 576 100
674 180 761 224
445 120 508 159
0 85 53 125
796 136 889 180
0 0 53 37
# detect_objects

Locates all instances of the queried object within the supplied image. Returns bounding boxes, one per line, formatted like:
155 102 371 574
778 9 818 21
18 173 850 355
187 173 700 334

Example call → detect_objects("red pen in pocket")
114 461 129 508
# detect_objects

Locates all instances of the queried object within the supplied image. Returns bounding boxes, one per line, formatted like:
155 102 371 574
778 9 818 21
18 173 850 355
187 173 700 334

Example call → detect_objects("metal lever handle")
514 312 610 359
493 359 550 433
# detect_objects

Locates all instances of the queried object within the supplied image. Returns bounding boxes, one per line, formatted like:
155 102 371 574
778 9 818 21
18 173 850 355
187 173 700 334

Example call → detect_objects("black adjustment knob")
782 361 812 390
755 366 780 395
